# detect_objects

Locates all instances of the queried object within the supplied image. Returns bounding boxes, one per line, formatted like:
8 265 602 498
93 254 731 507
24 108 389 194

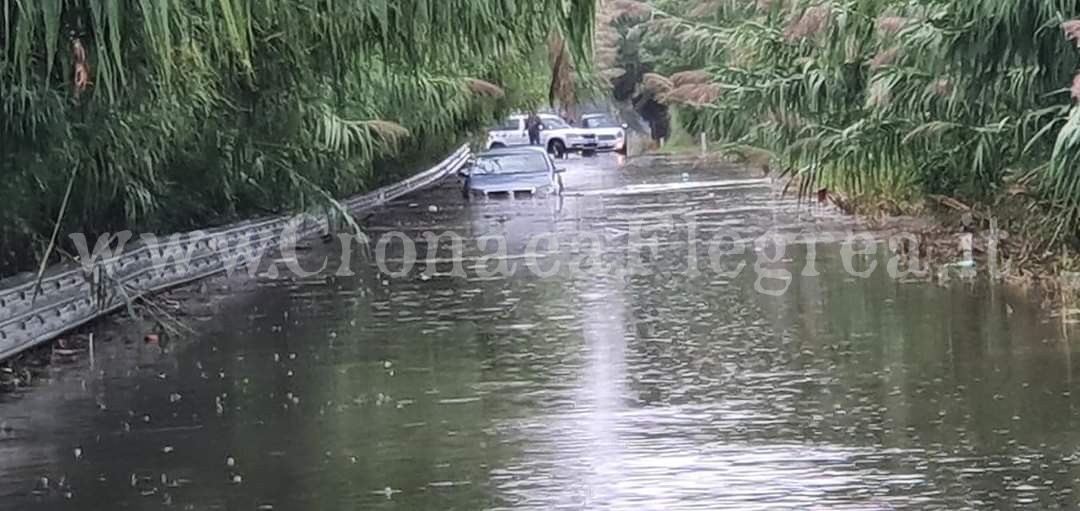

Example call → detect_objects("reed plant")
601 0 1080 245
0 0 596 276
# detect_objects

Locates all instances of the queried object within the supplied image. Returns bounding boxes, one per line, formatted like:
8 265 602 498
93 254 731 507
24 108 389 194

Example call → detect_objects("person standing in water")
526 112 542 146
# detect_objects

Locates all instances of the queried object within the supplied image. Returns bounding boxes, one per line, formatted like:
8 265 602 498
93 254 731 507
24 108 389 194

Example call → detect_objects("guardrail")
0 144 472 361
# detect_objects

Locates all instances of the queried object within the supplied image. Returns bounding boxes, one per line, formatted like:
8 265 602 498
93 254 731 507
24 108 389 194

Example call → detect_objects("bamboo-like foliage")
608 0 1080 241
0 0 596 274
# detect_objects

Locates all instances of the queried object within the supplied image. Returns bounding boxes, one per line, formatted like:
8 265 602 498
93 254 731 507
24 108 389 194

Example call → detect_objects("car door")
502 118 528 146
537 115 570 145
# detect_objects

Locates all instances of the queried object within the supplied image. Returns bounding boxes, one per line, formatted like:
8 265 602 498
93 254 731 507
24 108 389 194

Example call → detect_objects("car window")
539 116 570 129
492 118 520 131
474 153 550 175
583 116 618 128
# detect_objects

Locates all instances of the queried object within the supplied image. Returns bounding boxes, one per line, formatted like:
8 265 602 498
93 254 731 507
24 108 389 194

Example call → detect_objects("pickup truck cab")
486 114 598 158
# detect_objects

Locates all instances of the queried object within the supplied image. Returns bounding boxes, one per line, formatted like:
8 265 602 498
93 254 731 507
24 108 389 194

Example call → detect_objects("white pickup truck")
486 114 598 158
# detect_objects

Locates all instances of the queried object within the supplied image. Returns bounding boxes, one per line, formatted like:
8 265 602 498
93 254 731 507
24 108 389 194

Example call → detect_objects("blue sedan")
461 147 565 198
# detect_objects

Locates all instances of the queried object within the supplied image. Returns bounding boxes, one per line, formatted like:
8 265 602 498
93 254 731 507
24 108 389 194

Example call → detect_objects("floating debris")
437 397 482 405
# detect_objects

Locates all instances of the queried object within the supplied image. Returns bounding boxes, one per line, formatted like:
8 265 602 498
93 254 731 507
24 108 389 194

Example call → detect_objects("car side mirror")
458 166 471 177
621 123 629 129
555 167 566 174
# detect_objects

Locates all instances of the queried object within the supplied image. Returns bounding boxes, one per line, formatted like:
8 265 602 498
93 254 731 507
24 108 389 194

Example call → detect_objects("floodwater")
3 154 1080 510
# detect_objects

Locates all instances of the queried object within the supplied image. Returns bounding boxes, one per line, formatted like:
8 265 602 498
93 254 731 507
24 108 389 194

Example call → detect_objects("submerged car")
461 147 565 198
579 113 628 153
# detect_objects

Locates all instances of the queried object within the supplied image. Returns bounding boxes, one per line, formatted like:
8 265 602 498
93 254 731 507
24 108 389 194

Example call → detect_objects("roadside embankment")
633 148 1080 306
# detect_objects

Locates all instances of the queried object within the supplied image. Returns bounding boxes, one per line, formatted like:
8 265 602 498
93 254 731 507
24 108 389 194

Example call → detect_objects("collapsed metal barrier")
0 145 472 361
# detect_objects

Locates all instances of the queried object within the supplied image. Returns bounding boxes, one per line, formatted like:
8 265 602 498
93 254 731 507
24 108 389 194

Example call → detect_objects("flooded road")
3 154 1080 510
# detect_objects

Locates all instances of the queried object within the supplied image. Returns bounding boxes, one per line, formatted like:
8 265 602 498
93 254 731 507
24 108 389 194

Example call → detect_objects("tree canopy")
0 0 596 275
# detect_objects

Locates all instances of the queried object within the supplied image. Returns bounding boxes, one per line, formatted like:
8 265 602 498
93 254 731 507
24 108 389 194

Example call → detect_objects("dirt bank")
630 151 1076 307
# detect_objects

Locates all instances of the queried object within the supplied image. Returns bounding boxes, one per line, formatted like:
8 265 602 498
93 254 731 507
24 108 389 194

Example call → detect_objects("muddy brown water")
2 154 1080 510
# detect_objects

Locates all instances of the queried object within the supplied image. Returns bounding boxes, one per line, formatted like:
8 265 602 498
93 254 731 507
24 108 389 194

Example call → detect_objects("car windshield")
583 116 619 128
539 116 570 129
473 152 549 175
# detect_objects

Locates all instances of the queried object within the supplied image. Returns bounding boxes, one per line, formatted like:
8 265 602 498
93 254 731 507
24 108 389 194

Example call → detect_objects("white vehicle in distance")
579 113 628 153
486 114 598 158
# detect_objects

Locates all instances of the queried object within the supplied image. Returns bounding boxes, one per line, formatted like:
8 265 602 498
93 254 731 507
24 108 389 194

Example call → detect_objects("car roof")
582 114 618 122
505 112 567 118
478 146 550 157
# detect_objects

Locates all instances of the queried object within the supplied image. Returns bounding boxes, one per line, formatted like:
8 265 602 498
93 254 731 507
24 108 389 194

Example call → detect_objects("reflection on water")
3 155 1080 510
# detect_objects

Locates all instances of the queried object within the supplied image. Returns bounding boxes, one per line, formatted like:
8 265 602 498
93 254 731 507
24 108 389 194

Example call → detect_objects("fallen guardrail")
0 145 472 361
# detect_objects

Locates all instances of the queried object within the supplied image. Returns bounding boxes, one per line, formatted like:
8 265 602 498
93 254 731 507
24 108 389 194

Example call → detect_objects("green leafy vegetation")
599 0 1080 250
1 0 595 275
